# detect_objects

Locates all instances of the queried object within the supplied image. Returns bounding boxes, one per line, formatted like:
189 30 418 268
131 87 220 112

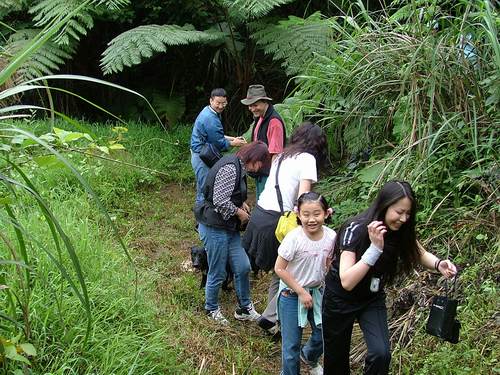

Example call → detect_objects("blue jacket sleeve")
206 114 230 151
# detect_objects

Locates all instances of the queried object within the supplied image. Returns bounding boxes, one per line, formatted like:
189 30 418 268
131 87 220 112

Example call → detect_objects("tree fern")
219 0 296 20
251 12 334 76
0 0 25 19
29 0 129 45
100 25 223 75
4 29 74 82
29 0 94 45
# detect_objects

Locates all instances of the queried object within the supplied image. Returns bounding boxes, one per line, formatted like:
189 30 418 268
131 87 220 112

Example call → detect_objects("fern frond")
5 29 74 81
29 0 93 45
100 25 224 75
389 0 429 24
0 0 25 19
220 0 295 21
251 12 334 76
93 0 129 10
28 0 128 45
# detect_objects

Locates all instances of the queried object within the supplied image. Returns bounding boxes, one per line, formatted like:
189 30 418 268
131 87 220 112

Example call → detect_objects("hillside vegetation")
1 0 498 373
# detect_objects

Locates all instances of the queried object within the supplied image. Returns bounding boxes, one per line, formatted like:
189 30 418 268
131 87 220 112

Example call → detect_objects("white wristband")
361 243 382 266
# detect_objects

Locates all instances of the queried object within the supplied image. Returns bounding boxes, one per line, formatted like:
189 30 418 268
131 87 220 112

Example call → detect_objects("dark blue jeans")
278 290 323 375
199 224 251 311
191 150 209 207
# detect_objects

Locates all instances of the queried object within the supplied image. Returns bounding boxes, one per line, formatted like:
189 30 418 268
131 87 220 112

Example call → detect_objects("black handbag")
199 143 222 168
426 274 461 344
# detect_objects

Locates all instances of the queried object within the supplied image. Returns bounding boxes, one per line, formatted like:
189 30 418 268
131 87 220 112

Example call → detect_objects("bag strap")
274 155 285 215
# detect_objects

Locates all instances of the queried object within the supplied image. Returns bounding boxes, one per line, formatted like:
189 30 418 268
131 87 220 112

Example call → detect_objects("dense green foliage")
0 121 193 373
276 1 499 372
1 0 498 373
0 0 343 128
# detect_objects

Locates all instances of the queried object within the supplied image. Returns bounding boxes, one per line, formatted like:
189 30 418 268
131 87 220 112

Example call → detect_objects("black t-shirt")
325 220 399 305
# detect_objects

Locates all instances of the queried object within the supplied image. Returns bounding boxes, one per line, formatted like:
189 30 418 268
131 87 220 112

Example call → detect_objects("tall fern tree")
3 29 74 82
100 25 224 75
0 0 130 83
251 12 334 76
98 0 300 75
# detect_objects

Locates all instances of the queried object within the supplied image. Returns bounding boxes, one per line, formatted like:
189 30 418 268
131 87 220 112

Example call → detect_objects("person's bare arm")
298 179 313 198
275 256 312 309
339 221 386 291
419 248 457 278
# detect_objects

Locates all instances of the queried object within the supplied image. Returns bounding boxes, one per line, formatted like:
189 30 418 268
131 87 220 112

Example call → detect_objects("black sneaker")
257 317 280 335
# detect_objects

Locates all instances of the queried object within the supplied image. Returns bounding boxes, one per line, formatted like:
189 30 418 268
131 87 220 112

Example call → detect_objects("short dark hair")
236 141 270 167
282 121 328 170
296 191 332 225
210 88 227 98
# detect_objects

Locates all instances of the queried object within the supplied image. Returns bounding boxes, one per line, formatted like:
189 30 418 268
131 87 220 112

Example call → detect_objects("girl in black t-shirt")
322 181 457 375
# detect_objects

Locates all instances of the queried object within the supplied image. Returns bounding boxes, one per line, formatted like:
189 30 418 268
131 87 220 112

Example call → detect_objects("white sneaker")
206 308 229 326
309 364 323 375
234 302 261 321
300 351 323 375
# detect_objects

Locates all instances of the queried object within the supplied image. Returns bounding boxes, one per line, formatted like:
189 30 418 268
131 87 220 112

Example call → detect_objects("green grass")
2 119 498 374
0 121 194 373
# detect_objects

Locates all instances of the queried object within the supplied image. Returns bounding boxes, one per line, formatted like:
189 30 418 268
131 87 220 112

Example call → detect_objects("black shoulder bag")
426 273 461 344
199 143 222 168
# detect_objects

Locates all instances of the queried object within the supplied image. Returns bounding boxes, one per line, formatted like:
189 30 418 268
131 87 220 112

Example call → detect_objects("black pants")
322 292 391 375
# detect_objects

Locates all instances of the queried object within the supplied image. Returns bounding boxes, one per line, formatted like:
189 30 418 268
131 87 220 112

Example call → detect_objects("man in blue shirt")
191 88 246 207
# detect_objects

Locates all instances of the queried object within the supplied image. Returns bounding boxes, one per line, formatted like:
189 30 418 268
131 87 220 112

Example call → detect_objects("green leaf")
11 135 27 145
112 126 128 133
38 133 56 142
221 0 295 20
108 143 125 150
357 163 385 183
53 127 87 143
0 196 14 205
19 343 36 356
33 155 65 169
4 342 31 364
0 144 12 152
96 146 109 154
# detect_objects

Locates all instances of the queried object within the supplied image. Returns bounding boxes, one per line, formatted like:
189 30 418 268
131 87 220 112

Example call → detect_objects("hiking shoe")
257 317 280 335
309 365 323 375
206 308 229 326
300 351 323 375
234 302 261 321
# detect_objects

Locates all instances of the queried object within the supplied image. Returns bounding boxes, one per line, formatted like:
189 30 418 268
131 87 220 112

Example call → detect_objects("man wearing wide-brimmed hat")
241 84 286 199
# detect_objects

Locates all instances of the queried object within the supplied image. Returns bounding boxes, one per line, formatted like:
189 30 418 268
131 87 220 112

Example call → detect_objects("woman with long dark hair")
322 180 457 374
243 121 329 334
